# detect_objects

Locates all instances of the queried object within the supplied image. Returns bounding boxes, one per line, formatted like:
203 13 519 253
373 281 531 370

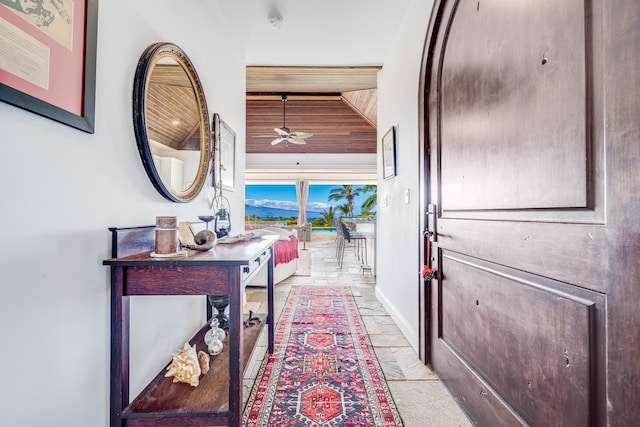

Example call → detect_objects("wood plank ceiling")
146 64 202 151
245 66 380 154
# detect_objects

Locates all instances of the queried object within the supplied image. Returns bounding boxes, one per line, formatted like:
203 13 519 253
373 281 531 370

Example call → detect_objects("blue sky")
246 184 373 214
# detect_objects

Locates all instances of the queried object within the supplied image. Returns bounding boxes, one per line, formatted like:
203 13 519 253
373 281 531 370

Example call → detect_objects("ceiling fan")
258 95 313 145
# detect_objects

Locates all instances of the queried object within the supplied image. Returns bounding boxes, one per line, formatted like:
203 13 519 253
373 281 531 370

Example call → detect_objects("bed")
246 226 299 286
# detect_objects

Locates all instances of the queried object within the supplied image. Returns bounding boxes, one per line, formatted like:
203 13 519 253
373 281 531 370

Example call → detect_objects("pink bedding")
273 235 299 266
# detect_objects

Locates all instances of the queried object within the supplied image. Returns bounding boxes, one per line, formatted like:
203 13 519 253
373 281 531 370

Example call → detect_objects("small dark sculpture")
244 310 261 327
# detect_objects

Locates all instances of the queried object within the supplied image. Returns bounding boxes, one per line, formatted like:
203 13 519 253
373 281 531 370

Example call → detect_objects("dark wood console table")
104 226 278 427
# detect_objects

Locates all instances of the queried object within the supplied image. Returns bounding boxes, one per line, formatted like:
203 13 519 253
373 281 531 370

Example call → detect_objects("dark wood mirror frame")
132 42 211 202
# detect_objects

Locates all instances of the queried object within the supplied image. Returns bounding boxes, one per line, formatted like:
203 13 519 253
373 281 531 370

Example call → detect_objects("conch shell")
198 350 210 375
165 342 201 387
186 230 216 251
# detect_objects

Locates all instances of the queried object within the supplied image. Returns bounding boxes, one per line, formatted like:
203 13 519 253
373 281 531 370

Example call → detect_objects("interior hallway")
244 232 472 426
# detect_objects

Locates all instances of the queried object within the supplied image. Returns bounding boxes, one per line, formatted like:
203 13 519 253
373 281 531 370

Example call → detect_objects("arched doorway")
419 0 640 424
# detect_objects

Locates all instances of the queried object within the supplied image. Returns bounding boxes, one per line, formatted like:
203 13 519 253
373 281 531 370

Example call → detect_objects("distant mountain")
245 204 323 219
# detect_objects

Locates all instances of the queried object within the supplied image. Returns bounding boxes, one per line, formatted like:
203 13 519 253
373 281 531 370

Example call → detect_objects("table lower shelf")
122 314 267 423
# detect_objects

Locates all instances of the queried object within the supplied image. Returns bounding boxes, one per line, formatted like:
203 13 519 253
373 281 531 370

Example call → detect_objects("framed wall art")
382 126 396 180
219 118 236 191
0 0 98 133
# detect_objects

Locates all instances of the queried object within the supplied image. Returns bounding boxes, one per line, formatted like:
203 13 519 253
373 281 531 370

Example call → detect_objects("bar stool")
338 221 367 268
335 217 344 259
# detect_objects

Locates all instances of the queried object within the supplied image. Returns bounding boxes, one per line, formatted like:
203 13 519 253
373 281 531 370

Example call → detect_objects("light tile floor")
243 232 472 427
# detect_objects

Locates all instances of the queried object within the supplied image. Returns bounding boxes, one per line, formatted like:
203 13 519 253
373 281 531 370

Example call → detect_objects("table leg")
268 247 274 354
110 267 129 427
228 266 242 427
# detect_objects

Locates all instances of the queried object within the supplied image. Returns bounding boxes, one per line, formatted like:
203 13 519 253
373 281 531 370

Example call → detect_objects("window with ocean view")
245 184 376 231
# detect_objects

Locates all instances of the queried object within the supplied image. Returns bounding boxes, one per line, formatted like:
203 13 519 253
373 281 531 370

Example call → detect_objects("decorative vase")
206 336 223 356
207 294 230 329
204 318 226 346
204 317 224 356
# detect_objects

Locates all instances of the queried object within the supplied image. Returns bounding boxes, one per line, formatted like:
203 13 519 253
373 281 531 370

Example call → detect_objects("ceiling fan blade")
290 131 313 139
288 137 307 145
274 128 289 136
253 135 278 138
270 137 285 145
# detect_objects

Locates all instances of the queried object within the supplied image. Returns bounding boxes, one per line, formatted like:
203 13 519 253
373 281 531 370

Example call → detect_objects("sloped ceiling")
146 64 202 151
210 1 411 181
342 89 377 127
246 96 376 154
246 66 379 155
246 66 379 93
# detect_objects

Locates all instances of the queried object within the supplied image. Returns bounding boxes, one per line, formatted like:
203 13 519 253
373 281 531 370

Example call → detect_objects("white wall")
0 1 246 425
376 0 434 351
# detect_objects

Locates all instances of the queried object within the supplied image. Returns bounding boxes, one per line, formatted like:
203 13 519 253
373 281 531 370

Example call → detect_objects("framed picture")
0 0 98 133
178 222 196 247
219 118 236 191
382 126 396 180
211 113 220 187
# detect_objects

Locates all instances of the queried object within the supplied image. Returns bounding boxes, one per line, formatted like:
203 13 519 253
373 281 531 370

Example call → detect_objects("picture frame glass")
219 120 236 191
178 222 196 247
382 126 396 179
0 0 97 133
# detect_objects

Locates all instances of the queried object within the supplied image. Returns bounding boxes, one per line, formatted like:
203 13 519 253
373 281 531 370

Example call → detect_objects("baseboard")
374 286 419 353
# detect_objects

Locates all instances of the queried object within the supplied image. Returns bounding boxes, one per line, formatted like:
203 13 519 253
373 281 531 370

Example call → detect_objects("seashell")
165 342 201 387
198 350 210 375
186 230 216 251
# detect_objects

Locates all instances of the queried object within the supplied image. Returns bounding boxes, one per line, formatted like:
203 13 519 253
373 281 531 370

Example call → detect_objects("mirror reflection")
146 58 201 192
133 43 211 202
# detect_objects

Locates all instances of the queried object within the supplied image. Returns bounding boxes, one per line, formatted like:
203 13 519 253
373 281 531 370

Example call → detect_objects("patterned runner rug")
243 286 403 426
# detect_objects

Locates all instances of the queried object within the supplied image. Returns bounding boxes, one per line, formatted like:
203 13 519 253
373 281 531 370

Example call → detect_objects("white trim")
375 285 419 353
246 153 377 183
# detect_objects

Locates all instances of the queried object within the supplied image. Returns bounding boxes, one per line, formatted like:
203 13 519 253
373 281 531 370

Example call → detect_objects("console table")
104 226 278 427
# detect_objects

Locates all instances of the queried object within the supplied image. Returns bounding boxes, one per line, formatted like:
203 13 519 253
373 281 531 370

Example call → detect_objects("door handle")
427 203 437 242
423 203 438 281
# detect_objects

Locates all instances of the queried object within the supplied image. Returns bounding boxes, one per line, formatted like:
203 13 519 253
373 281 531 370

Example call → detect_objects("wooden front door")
420 0 640 425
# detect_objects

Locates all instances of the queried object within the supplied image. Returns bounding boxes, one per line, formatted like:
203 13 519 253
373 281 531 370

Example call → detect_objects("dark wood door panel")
422 0 640 424
439 251 604 426
440 0 589 211
437 219 609 293
429 339 527 427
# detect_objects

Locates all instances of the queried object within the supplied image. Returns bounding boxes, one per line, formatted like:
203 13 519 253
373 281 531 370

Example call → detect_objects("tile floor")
243 232 472 427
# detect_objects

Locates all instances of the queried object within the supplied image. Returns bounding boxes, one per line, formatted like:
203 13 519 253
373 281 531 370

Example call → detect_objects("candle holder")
207 294 229 329
155 216 179 254
198 215 215 230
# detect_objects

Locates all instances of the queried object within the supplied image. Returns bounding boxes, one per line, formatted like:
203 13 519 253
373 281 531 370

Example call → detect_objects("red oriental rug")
243 286 404 427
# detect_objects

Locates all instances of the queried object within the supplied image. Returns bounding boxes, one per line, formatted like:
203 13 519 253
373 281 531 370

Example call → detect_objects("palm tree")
320 206 336 227
360 185 377 213
337 203 352 217
328 185 361 218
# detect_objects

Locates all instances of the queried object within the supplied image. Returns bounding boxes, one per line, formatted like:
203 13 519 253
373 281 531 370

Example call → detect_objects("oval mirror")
133 42 211 202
